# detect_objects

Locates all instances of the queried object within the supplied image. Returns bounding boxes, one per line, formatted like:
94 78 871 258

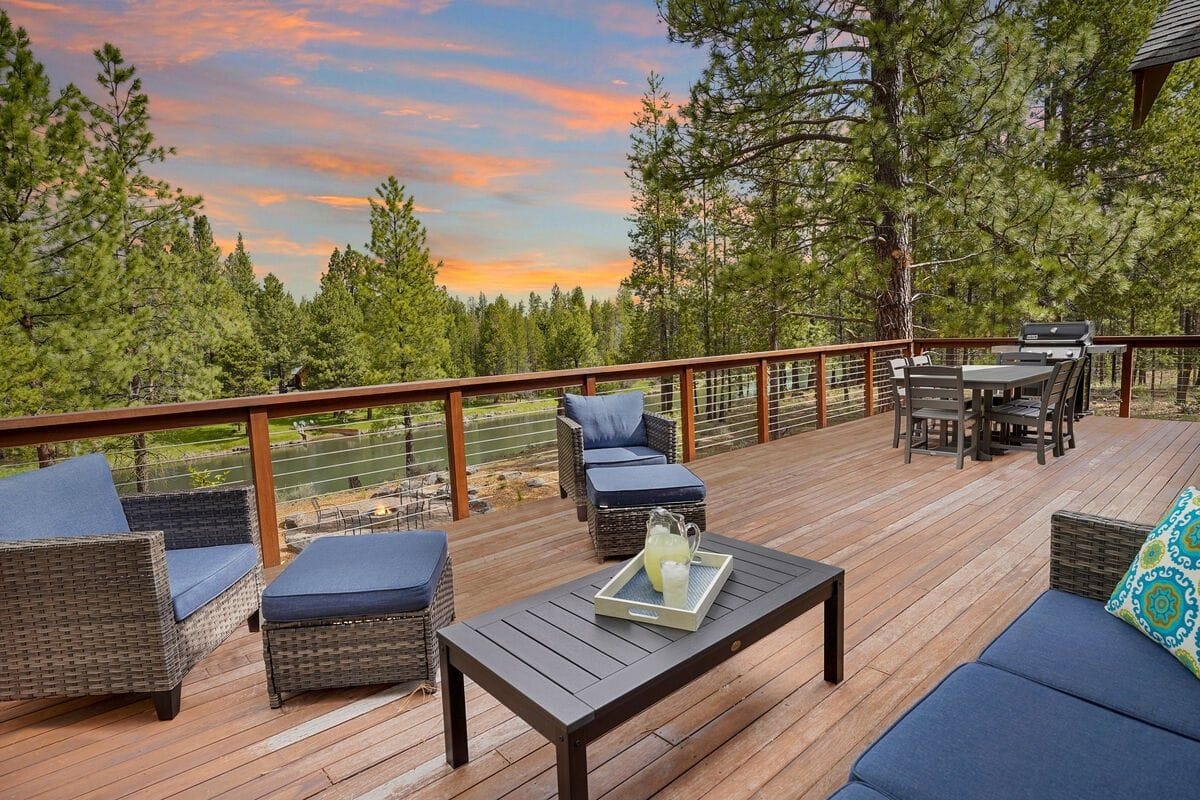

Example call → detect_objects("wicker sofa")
0 455 264 720
557 391 677 522
829 509 1200 799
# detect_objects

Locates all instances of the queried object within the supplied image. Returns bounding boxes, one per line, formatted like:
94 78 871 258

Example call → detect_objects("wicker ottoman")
585 464 707 559
260 531 455 708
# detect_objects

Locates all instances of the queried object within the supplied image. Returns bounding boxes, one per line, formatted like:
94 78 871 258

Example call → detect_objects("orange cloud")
428 67 640 133
14 0 504 66
306 194 442 213
439 254 630 295
239 145 546 189
571 189 632 215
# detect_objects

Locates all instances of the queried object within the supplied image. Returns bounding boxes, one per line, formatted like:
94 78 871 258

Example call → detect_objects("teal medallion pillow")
1107 486 1200 678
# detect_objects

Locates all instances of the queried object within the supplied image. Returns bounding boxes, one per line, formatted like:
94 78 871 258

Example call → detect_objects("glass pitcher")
644 507 702 593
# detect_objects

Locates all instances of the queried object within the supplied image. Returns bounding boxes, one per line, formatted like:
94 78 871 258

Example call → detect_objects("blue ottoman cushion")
165 543 259 622
851 662 1200 800
980 588 1200 741
0 453 130 541
564 391 647 449
827 783 891 800
262 531 448 622
583 446 668 470
586 464 705 509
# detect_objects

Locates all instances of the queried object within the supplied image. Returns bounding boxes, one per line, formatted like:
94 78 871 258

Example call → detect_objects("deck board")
1 414 1197 799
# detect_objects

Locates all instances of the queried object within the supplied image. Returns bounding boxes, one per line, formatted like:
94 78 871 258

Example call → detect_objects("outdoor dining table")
897 363 1056 461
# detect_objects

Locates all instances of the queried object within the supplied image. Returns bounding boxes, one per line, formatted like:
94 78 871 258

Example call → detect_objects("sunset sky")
7 0 704 299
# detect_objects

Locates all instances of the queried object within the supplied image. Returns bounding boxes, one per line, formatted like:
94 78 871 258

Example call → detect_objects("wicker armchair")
1049 510 1152 601
557 404 677 522
0 485 264 720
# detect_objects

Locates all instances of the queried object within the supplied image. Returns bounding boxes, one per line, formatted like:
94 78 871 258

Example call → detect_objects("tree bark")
133 432 149 493
403 408 415 473
868 1 915 342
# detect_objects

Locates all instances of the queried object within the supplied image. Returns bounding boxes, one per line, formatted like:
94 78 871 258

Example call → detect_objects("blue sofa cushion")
165 543 258 622
851 662 1200 800
586 464 705 509
827 783 891 800
980 588 1200 741
564 392 647 449
262 531 448 622
582 446 668 470
0 453 130 541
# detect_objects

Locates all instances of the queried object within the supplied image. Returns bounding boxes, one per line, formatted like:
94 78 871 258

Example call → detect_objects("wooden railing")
6 333 1197 568
0 339 909 567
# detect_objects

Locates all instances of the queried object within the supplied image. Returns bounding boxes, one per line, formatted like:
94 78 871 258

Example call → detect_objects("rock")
370 487 398 499
423 472 443 486
469 499 493 514
500 470 523 480
284 530 319 553
467 488 479 498
525 477 547 488
435 472 448 484
281 515 303 530
465 465 480 475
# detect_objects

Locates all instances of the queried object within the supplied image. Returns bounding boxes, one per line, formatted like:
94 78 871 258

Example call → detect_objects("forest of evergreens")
3 0 1200 430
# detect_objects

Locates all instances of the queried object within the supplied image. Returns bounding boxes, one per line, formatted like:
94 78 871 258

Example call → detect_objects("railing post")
445 390 470 521
247 411 281 568
680 367 696 462
863 348 875 417
581 375 597 396
815 352 828 428
1120 347 1135 418
756 359 770 443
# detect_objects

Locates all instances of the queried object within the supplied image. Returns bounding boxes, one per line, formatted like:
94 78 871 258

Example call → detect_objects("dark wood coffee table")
437 534 844 799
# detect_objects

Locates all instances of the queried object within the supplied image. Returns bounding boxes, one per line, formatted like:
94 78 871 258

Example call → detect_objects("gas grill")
1013 321 1126 415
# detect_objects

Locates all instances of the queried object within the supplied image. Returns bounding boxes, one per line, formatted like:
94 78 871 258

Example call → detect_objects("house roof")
1131 0 1200 72
1130 0 1200 127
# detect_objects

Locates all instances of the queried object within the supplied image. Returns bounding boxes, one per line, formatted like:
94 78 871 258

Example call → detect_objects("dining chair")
909 354 933 367
1060 357 1087 450
903 366 981 469
986 361 1071 465
889 356 911 448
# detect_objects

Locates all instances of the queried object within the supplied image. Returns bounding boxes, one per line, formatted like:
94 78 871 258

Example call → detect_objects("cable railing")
56 334 1200 570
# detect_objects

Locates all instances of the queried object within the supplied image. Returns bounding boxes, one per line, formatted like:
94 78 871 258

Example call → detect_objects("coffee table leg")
556 733 588 800
824 576 844 684
441 645 469 767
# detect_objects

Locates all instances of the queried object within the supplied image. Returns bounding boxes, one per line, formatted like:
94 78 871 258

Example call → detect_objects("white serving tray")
593 549 733 632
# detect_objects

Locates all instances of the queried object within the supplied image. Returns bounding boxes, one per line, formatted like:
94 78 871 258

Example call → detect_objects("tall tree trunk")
403 408 415 473
1177 309 1196 409
869 1 915 342
37 443 55 468
132 432 149 493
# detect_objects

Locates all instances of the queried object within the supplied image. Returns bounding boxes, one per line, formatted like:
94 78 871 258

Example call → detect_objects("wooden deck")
3 414 1198 800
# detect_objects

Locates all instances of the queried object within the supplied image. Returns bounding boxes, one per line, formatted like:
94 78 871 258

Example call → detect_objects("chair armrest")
644 412 677 463
557 415 585 500
1050 510 1153 602
121 486 260 552
0 532 181 696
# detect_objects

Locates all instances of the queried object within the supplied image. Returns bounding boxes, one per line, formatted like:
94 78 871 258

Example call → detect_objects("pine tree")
255 273 301 386
303 272 368 389
223 233 259 312
363 176 450 470
0 12 113 449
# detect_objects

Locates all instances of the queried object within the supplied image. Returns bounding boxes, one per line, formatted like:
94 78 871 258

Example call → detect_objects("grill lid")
1018 320 1094 345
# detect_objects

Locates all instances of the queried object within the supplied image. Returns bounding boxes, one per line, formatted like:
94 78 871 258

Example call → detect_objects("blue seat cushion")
564 392 647 449
165 544 258 622
0 453 130 541
262 531 448 622
582 446 668 470
980 588 1200 741
851 662 1200 800
827 783 891 800
586 464 705 509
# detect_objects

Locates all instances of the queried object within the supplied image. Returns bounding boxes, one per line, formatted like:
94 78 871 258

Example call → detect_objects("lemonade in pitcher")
644 508 702 593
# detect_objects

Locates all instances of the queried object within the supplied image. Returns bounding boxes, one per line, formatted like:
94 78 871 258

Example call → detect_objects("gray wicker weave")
262 557 455 708
587 501 706 560
0 486 264 720
1049 510 1154 602
557 411 677 522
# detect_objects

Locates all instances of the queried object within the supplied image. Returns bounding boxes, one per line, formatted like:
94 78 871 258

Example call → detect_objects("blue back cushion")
0 454 130 541
564 391 647 449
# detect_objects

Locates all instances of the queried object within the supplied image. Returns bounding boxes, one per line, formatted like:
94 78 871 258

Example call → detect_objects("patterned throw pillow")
1107 486 1200 678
